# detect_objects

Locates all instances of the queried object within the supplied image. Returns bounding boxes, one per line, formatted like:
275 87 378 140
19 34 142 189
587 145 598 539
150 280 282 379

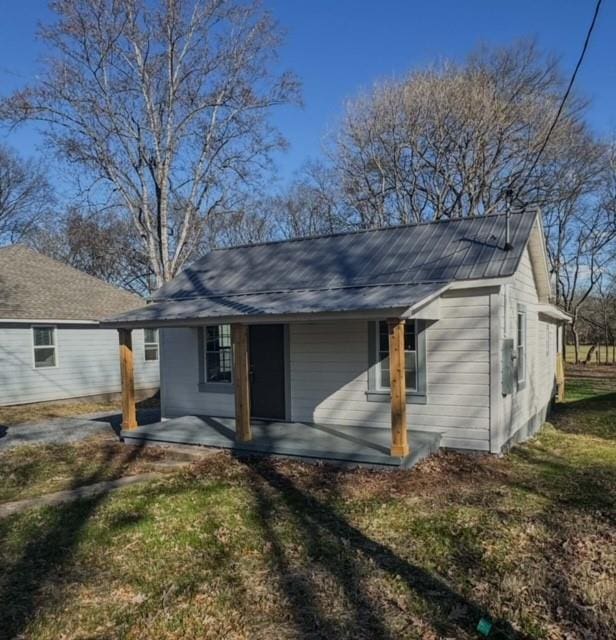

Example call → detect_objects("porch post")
118 328 137 430
556 351 566 402
231 323 252 442
388 318 409 457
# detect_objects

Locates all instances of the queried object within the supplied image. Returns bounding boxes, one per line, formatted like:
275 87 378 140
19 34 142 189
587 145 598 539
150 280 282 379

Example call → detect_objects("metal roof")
102 282 447 325
105 209 538 326
0 245 145 322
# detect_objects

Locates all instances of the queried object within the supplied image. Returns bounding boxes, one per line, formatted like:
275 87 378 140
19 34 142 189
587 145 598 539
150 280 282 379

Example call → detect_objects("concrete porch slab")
120 416 442 469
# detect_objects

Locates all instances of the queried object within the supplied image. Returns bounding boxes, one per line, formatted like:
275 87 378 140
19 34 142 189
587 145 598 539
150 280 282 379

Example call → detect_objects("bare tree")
544 140 616 362
1 0 299 289
0 144 53 243
32 206 152 294
333 41 602 226
268 161 350 238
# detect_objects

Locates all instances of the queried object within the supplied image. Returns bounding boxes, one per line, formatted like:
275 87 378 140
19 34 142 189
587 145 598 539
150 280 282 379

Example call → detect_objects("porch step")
121 417 442 470
399 430 442 469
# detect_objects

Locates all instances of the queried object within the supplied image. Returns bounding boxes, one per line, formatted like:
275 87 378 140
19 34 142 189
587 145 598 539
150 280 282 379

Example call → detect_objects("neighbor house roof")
0 245 145 321
105 209 539 326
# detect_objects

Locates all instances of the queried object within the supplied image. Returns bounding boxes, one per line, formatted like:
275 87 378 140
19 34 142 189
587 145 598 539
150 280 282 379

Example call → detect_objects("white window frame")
516 307 527 389
204 324 233 385
375 320 418 393
144 328 159 362
32 325 58 369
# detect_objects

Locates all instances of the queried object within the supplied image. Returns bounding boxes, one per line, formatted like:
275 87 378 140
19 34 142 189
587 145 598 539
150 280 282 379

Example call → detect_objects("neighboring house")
105 209 568 465
0 245 159 406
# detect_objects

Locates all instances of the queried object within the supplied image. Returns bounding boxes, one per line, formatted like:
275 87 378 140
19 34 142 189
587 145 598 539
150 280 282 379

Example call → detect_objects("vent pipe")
504 189 514 251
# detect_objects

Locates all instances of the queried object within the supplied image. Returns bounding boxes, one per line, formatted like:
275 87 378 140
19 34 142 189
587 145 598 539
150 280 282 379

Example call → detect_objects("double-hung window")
376 320 418 392
205 324 232 383
33 326 57 368
144 328 159 361
517 307 527 388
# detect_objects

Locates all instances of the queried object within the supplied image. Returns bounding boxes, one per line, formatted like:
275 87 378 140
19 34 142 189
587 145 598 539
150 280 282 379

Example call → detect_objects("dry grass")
0 377 614 640
0 437 172 503
565 344 616 365
0 394 160 427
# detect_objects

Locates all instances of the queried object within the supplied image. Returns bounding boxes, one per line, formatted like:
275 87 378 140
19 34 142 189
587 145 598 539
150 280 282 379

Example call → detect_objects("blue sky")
1 0 614 190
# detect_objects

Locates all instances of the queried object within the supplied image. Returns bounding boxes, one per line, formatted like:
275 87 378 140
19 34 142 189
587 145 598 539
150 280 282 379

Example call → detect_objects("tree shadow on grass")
0 441 146 640
550 391 616 440
243 457 530 640
509 446 615 514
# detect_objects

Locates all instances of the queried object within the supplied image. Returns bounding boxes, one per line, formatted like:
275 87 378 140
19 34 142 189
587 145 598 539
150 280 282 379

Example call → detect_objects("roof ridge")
211 208 534 253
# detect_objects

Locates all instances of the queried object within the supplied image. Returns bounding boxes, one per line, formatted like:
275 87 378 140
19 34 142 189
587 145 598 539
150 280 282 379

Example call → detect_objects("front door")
249 324 286 420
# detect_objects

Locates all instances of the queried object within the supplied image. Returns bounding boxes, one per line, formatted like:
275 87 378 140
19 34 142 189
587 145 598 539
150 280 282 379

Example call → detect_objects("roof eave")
101 306 414 329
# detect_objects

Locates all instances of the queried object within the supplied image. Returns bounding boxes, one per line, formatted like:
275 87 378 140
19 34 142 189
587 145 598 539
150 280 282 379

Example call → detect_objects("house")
0 245 159 407
104 209 568 468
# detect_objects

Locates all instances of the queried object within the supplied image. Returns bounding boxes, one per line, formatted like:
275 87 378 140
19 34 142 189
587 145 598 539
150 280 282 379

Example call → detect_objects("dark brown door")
249 324 286 420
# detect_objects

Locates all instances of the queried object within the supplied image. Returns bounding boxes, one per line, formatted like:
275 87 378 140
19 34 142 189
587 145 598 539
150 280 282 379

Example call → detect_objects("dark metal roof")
105 210 537 325
102 282 447 325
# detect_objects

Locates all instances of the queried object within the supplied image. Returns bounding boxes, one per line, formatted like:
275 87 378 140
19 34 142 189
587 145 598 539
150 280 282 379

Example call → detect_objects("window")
205 324 232 383
144 328 159 361
33 326 57 368
376 320 417 392
517 308 527 388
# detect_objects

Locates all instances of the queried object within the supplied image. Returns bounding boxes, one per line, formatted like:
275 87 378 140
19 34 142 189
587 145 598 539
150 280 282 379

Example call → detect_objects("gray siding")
160 327 234 419
0 324 159 406
491 247 558 451
159 289 492 451
289 289 491 451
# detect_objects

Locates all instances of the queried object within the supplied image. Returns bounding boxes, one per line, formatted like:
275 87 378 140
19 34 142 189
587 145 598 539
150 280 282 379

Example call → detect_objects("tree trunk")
572 322 580 365
584 344 597 365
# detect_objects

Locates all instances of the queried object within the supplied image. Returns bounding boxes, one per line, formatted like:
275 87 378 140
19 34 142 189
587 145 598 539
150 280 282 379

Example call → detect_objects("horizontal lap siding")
499 248 557 447
0 325 159 406
160 327 234 418
289 290 491 451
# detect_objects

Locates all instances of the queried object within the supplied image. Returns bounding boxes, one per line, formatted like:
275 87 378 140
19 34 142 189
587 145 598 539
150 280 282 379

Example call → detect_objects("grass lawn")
0 378 614 639
0 394 159 428
565 343 615 365
0 437 170 503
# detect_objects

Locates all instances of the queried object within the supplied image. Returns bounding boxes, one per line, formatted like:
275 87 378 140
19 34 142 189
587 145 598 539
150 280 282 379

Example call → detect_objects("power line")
516 0 603 199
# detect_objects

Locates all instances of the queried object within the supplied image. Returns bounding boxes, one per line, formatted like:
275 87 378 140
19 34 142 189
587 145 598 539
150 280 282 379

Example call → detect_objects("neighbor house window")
377 320 417 392
517 307 527 388
33 326 57 368
205 324 232 383
144 328 159 361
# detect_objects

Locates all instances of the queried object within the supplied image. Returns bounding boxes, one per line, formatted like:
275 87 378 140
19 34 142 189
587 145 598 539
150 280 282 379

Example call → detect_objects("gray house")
0 245 159 406
105 209 568 468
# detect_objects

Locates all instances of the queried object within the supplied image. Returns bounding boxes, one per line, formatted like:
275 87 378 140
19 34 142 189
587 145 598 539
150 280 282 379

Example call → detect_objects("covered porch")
106 279 447 467
114 314 425 465
120 415 442 469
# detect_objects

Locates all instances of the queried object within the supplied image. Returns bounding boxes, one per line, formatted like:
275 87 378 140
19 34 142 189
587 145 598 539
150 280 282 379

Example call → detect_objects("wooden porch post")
556 351 566 402
388 318 409 457
118 328 137 430
231 323 252 442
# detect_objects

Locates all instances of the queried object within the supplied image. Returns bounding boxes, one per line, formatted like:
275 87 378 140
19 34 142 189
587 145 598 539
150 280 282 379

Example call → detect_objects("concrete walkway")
0 408 161 450
0 472 163 519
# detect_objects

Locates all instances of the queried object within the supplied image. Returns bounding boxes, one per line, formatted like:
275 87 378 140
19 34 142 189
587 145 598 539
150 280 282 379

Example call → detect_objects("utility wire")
516 0 602 199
